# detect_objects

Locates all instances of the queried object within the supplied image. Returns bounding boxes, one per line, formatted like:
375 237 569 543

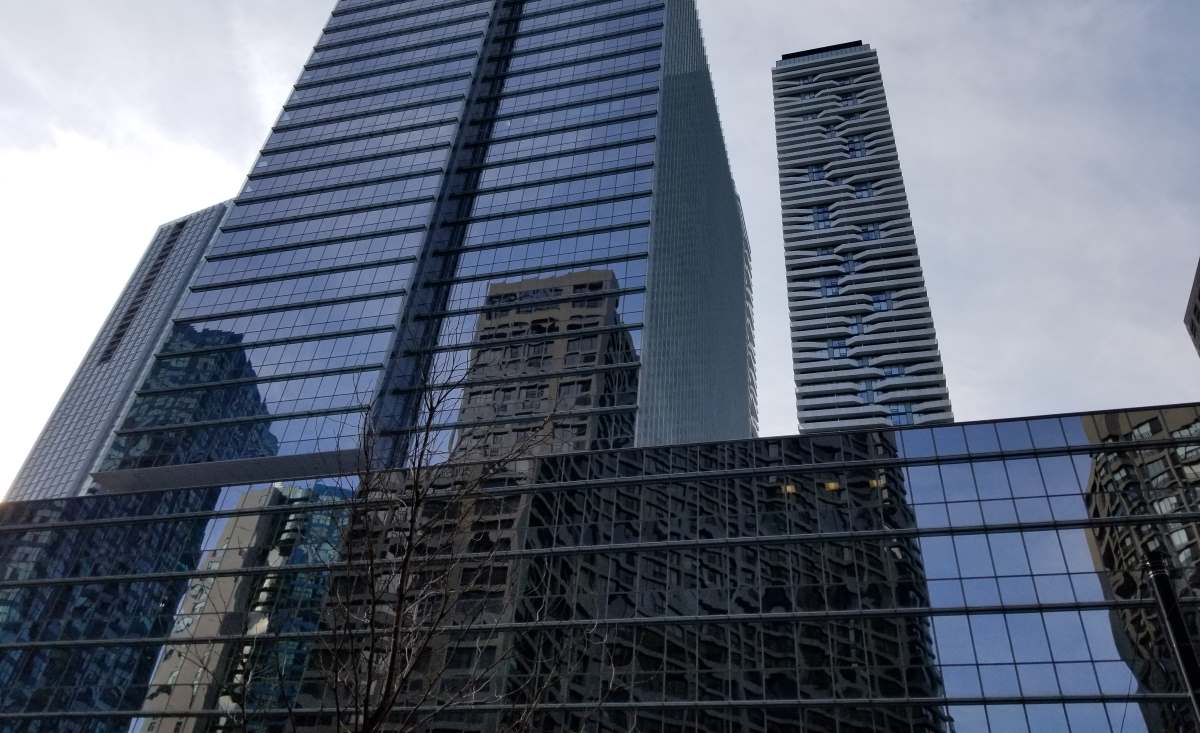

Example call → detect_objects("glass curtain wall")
6 405 1200 731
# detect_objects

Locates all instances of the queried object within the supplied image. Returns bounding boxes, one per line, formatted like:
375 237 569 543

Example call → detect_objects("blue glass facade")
5 406 1200 730
88 0 755 492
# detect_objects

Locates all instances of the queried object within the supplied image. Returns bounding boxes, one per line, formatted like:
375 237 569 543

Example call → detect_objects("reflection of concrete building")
138 481 352 733
1085 406 1200 733
452 270 638 458
509 430 948 733
141 487 281 733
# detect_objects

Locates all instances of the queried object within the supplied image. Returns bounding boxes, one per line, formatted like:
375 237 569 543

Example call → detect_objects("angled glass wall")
87 0 754 495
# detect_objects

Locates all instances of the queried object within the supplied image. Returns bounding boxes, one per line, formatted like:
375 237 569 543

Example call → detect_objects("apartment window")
842 259 858 274
840 95 859 107
872 292 893 312
888 403 914 426
807 165 825 181
858 380 877 403
884 365 906 377
816 247 834 256
848 315 864 335
855 182 874 198
861 222 881 240
847 135 866 158
812 207 831 230
827 339 848 359
820 277 840 296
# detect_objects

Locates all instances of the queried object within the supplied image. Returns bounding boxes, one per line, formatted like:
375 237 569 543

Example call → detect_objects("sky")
1 0 1198 491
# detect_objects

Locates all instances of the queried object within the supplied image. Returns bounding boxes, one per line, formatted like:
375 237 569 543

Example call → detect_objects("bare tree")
214 354 614 733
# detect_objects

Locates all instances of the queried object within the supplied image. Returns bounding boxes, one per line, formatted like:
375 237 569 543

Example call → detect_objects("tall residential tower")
773 42 952 431
7 0 756 500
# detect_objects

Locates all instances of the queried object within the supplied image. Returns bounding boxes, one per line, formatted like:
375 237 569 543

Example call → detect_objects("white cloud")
0 123 245 488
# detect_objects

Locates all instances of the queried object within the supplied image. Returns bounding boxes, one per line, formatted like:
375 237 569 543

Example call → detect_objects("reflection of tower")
792 430 948 732
452 270 638 459
392 270 641 732
102 325 281 471
138 481 353 733
1085 408 1200 733
510 429 948 733
140 486 283 733
0 487 221 731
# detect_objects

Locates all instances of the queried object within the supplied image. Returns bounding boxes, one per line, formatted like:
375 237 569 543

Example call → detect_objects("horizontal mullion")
482 64 659 103
461 138 654 175
473 110 655 150
189 255 417 293
135 364 384 398
157 325 394 360
405 361 639 394
221 195 436 233
0 694 1189 720
484 87 659 129
498 3 664 43
485 43 659 84
207 225 428 261
176 288 408 326
238 170 442 206
283 72 473 113
0 598 1191 647
428 257 647 291
445 190 651 227
111 404 367 438
324 0 486 35
314 6 492 53
0 446 1186 533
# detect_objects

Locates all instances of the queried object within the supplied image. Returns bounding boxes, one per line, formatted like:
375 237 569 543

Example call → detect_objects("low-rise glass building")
3 403 1200 732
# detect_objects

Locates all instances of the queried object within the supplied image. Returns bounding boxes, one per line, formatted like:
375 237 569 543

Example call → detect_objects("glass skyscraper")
6 0 756 502
773 42 953 432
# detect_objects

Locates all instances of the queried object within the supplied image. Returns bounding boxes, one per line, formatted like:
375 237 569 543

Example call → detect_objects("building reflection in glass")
9 409 1200 730
1084 407 1200 733
489 430 949 732
0 488 223 731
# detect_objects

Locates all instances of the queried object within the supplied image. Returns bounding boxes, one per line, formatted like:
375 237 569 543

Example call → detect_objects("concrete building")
772 42 952 431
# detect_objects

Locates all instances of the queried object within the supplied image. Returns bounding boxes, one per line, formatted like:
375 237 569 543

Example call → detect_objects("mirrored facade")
84 0 755 495
5 405 1200 731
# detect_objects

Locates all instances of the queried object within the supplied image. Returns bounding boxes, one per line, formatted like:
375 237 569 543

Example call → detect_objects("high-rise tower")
773 42 952 431
6 0 756 500
5 203 229 502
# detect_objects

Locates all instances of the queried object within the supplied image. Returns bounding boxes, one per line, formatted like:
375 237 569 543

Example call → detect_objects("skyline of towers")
773 41 953 432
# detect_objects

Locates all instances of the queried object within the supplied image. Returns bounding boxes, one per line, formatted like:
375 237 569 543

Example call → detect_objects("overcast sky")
1 0 1199 490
